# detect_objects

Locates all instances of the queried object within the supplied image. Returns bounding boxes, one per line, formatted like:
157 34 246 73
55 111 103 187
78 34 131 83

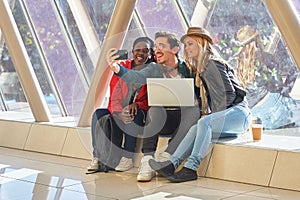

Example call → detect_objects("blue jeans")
169 101 252 171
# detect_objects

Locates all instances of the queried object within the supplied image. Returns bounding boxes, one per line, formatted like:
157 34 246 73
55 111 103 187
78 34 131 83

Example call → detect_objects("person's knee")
148 106 167 118
91 111 98 123
197 117 209 127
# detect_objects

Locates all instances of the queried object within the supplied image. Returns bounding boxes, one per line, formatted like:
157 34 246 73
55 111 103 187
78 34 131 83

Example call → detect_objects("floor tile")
127 183 238 200
0 147 89 168
1 147 300 200
245 187 300 200
0 178 50 200
66 172 166 199
224 194 276 199
189 177 264 194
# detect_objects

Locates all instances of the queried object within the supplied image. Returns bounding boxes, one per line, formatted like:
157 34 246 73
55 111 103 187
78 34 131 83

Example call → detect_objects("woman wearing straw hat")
148 27 252 183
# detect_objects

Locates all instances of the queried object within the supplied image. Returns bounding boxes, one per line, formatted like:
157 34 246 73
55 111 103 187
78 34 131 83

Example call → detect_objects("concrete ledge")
206 144 277 186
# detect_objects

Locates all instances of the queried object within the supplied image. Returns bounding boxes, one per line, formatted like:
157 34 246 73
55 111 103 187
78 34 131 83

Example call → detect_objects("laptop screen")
146 78 195 107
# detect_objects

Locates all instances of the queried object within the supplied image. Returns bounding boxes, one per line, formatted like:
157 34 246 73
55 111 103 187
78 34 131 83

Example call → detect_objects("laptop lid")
146 78 195 107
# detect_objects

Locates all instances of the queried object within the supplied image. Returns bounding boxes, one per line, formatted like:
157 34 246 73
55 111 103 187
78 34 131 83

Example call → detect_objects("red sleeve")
134 84 150 111
107 60 133 114
107 75 124 114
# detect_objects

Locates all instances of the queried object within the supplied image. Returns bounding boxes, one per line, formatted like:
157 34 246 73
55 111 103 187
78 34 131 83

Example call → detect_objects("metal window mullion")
0 0 52 122
0 89 8 111
50 0 90 91
20 0 68 117
172 0 190 31
204 0 218 28
264 0 300 71
0 30 8 111
65 0 100 68
132 9 148 36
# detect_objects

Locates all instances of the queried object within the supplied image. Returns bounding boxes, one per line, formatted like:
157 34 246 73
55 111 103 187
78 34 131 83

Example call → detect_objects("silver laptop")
146 78 195 107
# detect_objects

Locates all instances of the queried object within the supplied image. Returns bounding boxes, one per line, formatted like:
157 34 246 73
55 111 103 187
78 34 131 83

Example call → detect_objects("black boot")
167 167 197 183
148 159 175 178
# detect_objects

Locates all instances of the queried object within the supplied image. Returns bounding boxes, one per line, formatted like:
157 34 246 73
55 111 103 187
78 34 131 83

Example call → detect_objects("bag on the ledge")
94 114 122 170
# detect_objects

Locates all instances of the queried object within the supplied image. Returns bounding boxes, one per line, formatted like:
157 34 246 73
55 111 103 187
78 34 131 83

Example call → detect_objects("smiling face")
183 36 201 59
132 41 152 66
154 37 179 66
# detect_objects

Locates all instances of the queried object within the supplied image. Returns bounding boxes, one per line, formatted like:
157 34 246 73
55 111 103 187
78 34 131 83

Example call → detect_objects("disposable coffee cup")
252 124 263 141
252 117 257 124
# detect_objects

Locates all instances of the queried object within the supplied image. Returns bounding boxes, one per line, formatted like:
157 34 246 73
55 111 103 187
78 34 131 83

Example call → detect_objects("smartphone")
114 50 128 60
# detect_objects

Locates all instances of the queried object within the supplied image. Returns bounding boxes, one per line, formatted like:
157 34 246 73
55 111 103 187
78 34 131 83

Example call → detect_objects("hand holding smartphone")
113 50 128 60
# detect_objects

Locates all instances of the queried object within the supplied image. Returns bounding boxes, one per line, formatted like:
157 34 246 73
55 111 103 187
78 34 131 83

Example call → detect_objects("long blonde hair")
183 36 213 87
183 35 216 114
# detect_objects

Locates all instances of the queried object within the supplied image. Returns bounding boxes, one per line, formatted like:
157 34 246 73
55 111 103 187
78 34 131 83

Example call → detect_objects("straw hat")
180 27 213 44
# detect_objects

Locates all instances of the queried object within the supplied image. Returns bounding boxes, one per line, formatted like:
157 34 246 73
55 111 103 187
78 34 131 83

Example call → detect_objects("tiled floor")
1 147 300 200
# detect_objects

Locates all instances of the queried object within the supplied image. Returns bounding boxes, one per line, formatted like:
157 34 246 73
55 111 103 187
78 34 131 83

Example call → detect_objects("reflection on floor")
1 147 300 200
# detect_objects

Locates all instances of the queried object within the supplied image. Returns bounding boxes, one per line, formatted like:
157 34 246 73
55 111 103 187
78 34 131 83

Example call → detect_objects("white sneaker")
87 157 98 171
115 157 133 172
137 155 155 182
156 152 171 162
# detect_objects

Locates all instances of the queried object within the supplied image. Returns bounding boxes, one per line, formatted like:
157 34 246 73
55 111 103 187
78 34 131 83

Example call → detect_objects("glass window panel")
178 0 215 27
136 0 185 38
122 19 144 58
0 31 30 113
82 0 117 43
57 0 117 84
19 0 88 117
180 0 300 130
290 0 300 16
54 0 94 82
177 0 198 21
10 1 63 116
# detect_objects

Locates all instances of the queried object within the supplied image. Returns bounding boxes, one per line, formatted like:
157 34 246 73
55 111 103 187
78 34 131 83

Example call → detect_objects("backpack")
94 114 123 170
